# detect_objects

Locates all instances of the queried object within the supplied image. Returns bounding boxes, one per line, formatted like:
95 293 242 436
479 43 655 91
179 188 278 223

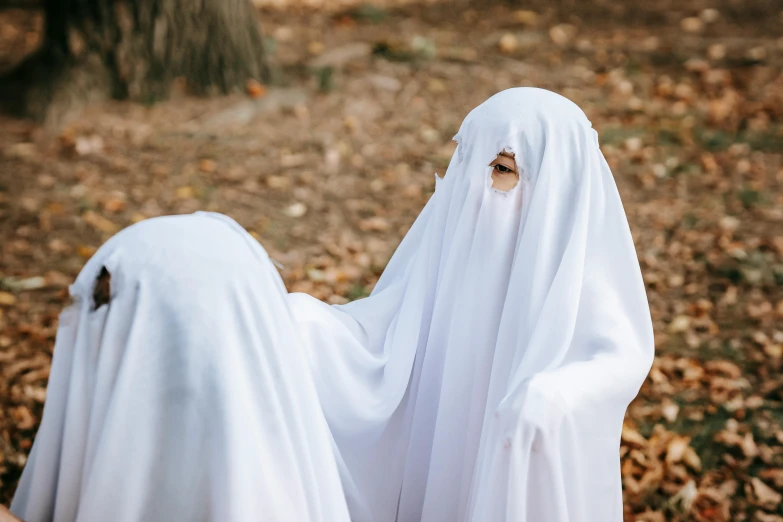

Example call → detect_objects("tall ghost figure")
11 88 654 522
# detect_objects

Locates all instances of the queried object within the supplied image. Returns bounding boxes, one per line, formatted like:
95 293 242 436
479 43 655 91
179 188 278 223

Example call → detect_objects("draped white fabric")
10 214 351 522
12 87 654 522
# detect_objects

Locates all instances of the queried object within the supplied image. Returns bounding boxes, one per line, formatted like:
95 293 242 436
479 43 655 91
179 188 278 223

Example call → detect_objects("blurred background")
0 0 781 520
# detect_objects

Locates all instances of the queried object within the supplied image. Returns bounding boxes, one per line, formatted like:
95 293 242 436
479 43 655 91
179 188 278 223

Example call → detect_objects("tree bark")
0 0 271 124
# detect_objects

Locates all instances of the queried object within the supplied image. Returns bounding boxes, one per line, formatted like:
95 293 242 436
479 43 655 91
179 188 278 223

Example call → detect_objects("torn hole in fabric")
435 136 463 181
93 266 111 310
488 149 521 193
496 132 532 184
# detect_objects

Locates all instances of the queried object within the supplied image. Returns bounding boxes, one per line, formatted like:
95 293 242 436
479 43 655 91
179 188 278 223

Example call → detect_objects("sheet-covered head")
430 87 633 381
453 87 593 186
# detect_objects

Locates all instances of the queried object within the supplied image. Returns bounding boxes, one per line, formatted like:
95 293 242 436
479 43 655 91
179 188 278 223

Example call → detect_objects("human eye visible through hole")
489 150 519 192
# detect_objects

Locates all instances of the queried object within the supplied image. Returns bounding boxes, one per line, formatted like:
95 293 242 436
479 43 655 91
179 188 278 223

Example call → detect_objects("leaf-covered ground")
1 1 782 519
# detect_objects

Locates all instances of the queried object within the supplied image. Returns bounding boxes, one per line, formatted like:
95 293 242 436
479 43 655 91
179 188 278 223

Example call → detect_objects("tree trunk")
0 0 271 124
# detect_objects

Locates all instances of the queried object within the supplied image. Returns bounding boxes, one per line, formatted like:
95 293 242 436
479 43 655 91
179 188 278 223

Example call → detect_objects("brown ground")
1 1 782 520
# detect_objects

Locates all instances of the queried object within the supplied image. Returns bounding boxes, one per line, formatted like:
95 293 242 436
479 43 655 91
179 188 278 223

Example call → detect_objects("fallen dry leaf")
748 477 782 510
0 291 17 306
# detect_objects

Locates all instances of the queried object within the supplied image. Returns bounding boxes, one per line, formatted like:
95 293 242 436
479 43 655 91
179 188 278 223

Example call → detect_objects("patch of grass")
744 128 783 152
682 213 699 229
660 334 748 367
141 92 159 107
634 398 732 472
738 188 763 209
263 37 277 56
697 339 748 366
707 262 743 284
624 57 643 76
766 404 783 428
695 128 735 152
636 397 733 470
670 162 700 177
688 408 734 470
346 284 370 301
772 265 783 286
694 126 783 153
657 129 682 146
373 37 436 62
599 126 647 146
347 4 388 23
315 67 334 93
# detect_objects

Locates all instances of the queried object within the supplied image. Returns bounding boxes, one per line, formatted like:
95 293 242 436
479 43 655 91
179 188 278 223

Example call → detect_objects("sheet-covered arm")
524 350 650 438
475 222 654 522
470 351 649 522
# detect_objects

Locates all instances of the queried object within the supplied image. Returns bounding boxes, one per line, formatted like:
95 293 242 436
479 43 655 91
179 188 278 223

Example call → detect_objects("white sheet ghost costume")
11 88 654 522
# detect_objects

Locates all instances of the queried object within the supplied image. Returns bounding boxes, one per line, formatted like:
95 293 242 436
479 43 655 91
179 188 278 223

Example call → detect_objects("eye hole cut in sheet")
435 147 520 193
93 267 111 309
488 149 519 192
